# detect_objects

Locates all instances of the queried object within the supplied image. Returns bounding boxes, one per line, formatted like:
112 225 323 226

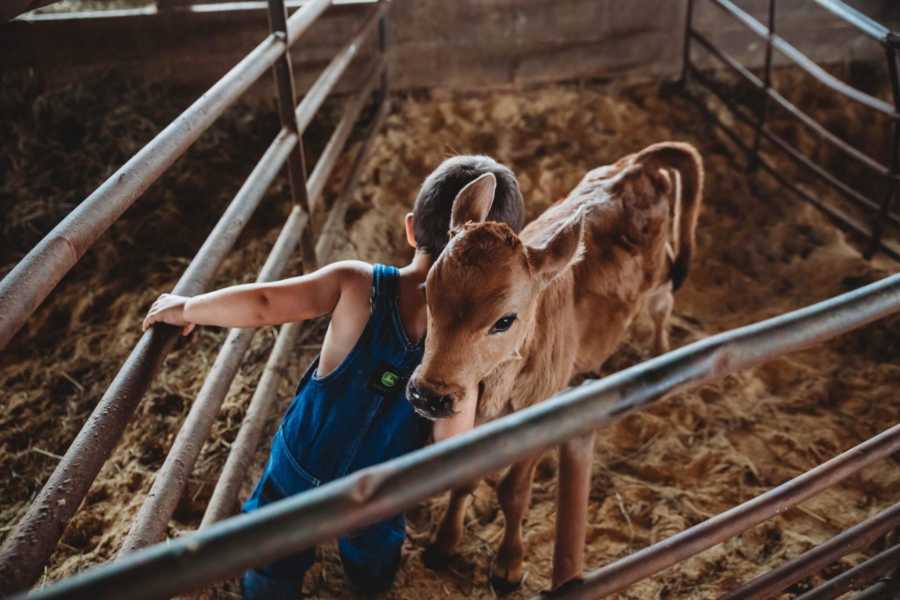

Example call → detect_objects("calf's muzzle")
406 377 455 421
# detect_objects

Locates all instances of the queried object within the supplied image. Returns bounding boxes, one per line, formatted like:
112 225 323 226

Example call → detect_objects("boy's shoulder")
327 260 375 307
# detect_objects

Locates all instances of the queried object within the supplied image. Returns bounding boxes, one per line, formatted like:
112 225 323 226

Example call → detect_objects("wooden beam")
2 0 895 95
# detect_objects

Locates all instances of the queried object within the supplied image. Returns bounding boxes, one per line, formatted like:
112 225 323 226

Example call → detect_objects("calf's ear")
449 172 497 230
525 211 585 282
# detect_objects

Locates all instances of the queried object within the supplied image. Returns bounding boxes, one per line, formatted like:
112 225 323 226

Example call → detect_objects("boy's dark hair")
413 155 525 257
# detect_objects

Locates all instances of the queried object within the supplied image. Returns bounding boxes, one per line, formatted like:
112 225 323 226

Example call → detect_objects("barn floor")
2 70 900 599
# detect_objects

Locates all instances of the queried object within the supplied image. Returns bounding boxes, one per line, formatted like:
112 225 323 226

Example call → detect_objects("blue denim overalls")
242 264 429 599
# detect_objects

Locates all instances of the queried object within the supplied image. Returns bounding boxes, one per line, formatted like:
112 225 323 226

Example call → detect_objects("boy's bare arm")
142 260 371 333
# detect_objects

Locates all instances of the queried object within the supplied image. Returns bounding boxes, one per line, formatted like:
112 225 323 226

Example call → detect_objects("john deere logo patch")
380 371 399 388
369 362 404 395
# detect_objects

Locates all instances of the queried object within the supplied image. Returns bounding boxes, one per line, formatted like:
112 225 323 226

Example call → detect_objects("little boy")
142 155 525 598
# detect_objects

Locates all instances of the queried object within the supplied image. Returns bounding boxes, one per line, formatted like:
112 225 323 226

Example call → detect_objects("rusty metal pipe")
307 62 383 210
0 0 331 352
867 44 900 257
721 502 900 600
316 95 390 263
0 126 300 595
198 73 382 524
544 426 900 599
199 320 306 527
688 29 900 224
118 204 308 555
708 0 898 118
796 543 900 600
293 1 386 135
685 64 900 258
269 0 316 272
16 272 900 600
849 573 900 600
810 0 892 42
690 27 896 180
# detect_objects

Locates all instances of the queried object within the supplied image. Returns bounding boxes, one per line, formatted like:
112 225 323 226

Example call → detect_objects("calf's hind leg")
491 455 542 593
647 284 674 355
424 480 478 568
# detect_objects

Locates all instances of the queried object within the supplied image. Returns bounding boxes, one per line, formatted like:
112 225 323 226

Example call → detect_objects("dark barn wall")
2 0 897 95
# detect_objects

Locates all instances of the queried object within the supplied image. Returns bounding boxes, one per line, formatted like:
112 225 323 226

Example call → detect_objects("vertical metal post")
749 0 776 172
268 0 318 272
866 40 900 258
378 4 390 100
678 0 695 87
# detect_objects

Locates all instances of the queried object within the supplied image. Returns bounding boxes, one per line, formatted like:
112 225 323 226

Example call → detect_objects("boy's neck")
399 250 433 281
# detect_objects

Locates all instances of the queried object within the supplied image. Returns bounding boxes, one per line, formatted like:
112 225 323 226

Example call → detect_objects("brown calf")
407 142 704 592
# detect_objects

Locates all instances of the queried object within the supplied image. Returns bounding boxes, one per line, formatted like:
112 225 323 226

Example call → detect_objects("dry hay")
2 66 899 600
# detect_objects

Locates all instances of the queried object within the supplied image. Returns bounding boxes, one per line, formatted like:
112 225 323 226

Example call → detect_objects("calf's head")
407 173 584 423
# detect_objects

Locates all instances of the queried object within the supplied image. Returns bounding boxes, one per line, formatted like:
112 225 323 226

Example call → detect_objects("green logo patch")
380 371 399 388
369 362 404 395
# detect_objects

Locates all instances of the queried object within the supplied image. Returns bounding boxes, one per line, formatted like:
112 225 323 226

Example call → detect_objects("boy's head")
405 155 525 257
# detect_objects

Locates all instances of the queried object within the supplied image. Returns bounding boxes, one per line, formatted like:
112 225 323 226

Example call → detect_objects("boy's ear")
525 210 584 282
449 172 497 231
404 212 416 249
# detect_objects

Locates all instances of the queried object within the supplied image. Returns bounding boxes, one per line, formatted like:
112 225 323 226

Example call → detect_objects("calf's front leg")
552 431 595 590
424 480 478 568
492 455 541 593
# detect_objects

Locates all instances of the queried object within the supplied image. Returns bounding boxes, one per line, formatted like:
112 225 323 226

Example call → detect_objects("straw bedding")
1 67 899 599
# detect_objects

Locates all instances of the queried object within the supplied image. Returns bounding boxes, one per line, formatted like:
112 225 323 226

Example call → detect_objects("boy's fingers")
181 323 195 336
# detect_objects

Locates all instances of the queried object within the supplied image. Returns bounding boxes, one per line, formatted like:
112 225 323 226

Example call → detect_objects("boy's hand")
142 293 195 336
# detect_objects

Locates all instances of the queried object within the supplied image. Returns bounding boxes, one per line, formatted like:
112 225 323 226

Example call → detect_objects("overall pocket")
243 429 319 513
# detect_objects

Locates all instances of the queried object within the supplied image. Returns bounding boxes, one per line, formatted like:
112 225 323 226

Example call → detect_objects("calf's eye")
489 314 517 335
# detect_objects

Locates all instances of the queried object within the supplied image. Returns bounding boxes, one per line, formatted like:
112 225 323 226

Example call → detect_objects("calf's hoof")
489 573 522 596
422 543 454 571
541 576 585 597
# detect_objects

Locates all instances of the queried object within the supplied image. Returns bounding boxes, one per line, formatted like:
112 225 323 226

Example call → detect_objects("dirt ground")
2 66 900 600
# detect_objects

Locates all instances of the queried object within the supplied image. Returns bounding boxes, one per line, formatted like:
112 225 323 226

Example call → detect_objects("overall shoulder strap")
371 264 399 314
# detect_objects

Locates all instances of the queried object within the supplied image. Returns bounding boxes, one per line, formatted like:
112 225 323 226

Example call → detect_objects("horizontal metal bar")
545 426 900 599
306 61 383 210
118 203 308 555
197 65 380 522
285 0 344 48
686 66 900 259
849 574 900 599
315 94 390 263
757 121 900 228
294 1 386 134
721 502 900 599
810 0 893 44
199 317 306 527
19 270 900 600
0 126 300 596
797 543 900 600
20 0 377 21
690 27 897 181
0 0 333 352
708 0 898 118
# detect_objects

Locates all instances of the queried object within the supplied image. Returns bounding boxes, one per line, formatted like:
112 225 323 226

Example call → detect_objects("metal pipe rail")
202 81 389 529
315 93 391 263
681 0 900 256
796 543 900 600
684 64 900 259
680 65 900 260
17 270 900 600
0 0 332 351
545 427 900 599
121 67 386 550
810 0 894 44
721 501 900 600
0 0 390 594
117 204 309 556
0 124 299 595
